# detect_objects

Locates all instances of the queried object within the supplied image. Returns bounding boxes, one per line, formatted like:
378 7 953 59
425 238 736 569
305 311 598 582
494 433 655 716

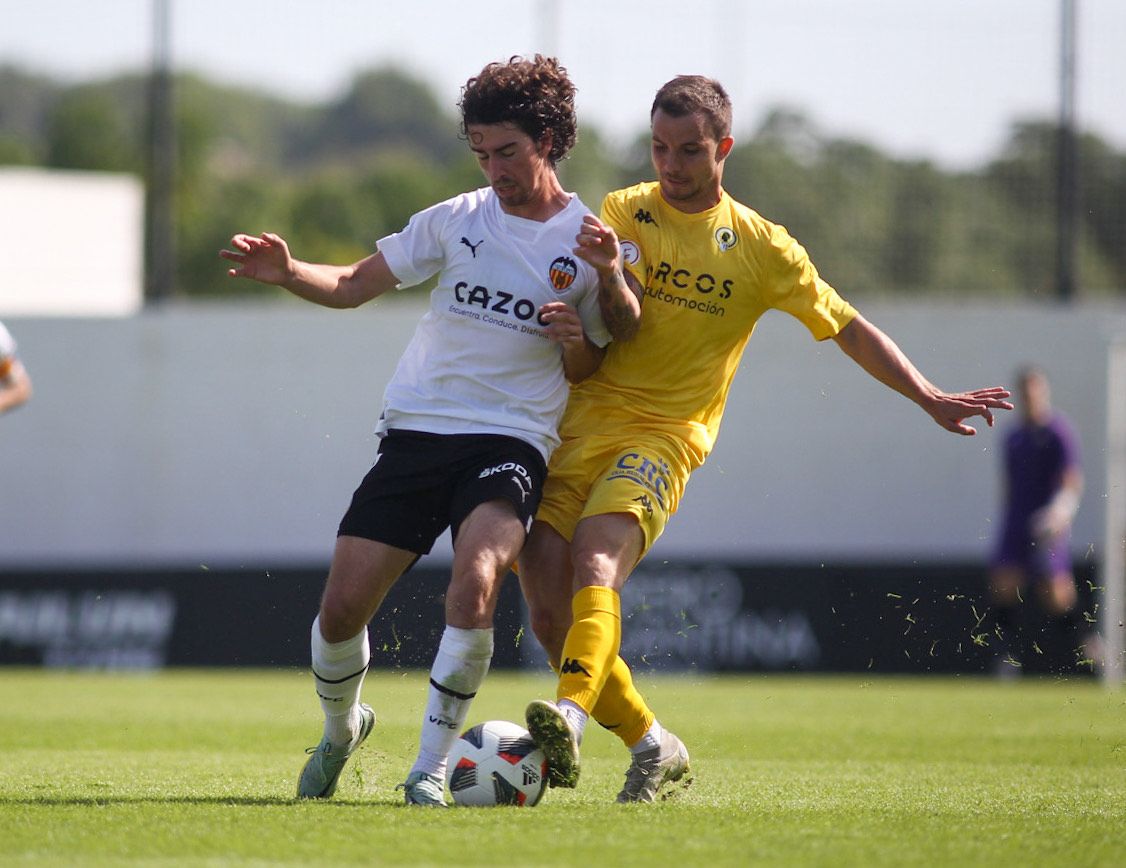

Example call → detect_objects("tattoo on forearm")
598 270 642 339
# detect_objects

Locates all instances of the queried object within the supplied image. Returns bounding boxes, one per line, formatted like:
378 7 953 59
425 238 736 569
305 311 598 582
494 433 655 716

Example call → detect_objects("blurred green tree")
1 65 1122 301
0 65 57 163
312 68 465 167
45 85 139 171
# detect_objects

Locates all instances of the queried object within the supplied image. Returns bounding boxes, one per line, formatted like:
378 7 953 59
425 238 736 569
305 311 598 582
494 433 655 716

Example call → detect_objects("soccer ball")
446 720 548 807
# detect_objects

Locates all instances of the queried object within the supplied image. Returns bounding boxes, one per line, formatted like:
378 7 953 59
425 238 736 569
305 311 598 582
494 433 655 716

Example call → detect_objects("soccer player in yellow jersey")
518 75 1013 801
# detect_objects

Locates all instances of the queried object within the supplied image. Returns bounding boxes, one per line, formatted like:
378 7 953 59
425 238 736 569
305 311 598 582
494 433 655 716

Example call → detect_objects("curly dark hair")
651 75 732 141
459 55 577 165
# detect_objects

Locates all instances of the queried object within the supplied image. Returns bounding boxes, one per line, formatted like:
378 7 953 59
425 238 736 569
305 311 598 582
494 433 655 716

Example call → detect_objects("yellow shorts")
536 432 693 557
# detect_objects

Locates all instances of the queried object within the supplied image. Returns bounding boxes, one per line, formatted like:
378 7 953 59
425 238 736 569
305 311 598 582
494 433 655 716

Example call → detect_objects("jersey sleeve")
376 198 452 289
1057 415 1083 470
759 223 856 340
574 280 612 348
0 322 16 378
600 192 647 290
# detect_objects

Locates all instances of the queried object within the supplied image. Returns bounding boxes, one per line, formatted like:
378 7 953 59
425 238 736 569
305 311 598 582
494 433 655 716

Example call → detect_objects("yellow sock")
591 655 655 748
556 586 621 713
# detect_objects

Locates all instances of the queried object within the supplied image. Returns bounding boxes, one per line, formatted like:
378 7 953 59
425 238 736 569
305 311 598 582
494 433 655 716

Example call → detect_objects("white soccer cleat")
616 730 690 803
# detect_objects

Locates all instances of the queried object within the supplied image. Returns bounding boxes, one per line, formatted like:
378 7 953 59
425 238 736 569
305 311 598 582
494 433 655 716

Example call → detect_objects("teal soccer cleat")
296 703 376 799
397 770 449 807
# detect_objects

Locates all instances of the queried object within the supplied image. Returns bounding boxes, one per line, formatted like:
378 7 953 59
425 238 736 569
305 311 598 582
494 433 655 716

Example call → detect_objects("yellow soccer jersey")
560 181 857 466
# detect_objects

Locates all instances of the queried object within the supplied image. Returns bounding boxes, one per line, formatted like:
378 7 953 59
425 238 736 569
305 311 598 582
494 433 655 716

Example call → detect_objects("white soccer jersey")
375 187 611 462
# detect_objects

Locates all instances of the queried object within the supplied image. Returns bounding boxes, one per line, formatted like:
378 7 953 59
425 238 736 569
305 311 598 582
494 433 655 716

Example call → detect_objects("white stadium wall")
0 168 144 317
0 300 1123 569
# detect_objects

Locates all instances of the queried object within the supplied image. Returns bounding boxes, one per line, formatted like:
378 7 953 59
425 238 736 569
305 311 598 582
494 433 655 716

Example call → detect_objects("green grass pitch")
1 668 1123 866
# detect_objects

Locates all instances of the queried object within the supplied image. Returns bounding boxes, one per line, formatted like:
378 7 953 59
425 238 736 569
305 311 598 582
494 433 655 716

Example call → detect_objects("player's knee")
317 596 366 643
445 570 501 628
570 517 641 588
1043 577 1077 615
526 604 567 662
988 570 1022 605
570 538 624 586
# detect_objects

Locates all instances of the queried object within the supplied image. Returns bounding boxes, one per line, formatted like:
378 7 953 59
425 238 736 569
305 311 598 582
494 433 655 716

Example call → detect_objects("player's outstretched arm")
573 215 642 341
219 232 399 309
832 314 1013 436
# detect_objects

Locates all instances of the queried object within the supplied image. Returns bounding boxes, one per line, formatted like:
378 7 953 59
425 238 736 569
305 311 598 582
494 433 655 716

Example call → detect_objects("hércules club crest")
548 256 578 291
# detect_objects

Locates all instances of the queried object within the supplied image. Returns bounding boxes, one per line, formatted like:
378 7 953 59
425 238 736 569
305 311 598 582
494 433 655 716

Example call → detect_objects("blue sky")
2 0 1124 168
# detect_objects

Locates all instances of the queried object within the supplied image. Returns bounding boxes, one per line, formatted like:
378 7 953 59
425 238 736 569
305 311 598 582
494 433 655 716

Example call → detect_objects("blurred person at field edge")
517 74 1015 803
220 55 634 807
988 365 1091 674
0 320 32 414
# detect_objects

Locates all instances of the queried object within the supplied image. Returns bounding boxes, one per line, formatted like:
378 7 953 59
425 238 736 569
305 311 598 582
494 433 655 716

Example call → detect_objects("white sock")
629 718 665 755
558 698 589 745
310 615 370 747
410 626 494 779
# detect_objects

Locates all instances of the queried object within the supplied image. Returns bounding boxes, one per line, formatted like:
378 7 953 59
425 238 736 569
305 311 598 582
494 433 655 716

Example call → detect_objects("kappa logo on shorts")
632 493 654 518
606 452 670 510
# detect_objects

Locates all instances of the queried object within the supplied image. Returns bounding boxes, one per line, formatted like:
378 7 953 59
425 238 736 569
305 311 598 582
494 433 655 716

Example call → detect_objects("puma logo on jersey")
460 237 485 257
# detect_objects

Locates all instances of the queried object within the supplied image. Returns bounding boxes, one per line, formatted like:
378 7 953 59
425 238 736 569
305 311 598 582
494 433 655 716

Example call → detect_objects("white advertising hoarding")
0 168 143 317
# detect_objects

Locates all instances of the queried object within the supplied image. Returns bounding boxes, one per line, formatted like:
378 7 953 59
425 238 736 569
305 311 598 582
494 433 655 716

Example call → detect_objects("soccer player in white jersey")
220 56 638 806
0 320 33 415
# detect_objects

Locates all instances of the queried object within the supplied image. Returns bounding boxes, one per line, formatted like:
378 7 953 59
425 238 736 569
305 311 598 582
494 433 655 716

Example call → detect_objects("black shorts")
337 430 547 555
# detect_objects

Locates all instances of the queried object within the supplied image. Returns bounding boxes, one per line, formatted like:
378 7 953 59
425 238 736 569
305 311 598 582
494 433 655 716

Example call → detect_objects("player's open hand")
928 387 1013 435
219 232 294 286
539 301 585 347
573 215 621 277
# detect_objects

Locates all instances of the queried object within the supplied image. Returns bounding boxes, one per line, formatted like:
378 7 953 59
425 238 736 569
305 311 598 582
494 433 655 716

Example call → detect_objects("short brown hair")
459 55 577 165
650 75 732 141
